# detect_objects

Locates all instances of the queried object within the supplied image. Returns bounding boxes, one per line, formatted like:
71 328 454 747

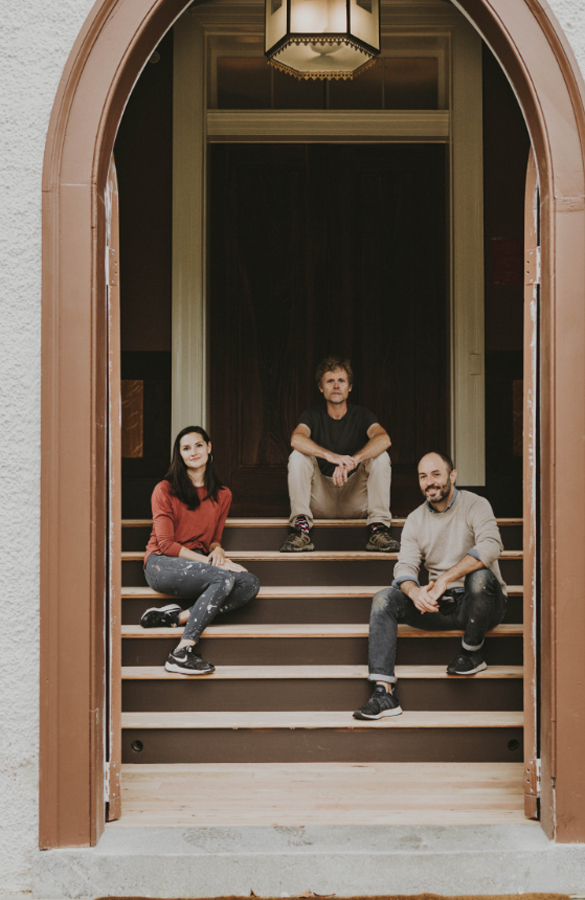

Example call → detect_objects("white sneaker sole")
448 661 488 676
164 661 215 675
353 705 403 720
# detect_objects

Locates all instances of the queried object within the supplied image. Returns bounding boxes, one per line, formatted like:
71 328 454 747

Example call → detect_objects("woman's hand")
221 558 248 573
207 546 226 567
207 546 248 573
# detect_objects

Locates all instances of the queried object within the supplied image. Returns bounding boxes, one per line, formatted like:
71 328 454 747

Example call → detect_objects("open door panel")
523 148 539 820
106 155 122 821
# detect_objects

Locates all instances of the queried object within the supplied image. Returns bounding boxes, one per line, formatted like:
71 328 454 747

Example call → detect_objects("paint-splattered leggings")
144 553 260 643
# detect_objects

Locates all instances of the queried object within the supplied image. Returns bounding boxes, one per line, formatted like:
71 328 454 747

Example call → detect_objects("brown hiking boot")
279 527 315 552
366 524 400 552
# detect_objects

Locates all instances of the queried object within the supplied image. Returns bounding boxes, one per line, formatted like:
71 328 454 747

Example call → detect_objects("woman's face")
179 432 211 473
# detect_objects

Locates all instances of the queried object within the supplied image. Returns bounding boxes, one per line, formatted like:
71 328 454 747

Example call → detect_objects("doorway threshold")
36 814 585 898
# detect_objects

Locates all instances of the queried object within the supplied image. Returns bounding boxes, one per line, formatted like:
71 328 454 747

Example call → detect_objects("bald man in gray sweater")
354 451 508 720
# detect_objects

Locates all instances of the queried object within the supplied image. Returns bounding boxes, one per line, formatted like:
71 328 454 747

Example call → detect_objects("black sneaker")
365 523 400 553
165 645 215 675
446 649 487 675
353 684 402 720
279 527 315 552
140 603 182 628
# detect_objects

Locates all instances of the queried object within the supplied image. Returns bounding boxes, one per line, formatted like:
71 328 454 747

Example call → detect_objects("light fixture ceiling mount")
265 0 381 81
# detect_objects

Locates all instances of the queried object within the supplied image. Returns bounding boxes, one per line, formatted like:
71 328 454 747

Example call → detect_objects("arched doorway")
40 0 585 847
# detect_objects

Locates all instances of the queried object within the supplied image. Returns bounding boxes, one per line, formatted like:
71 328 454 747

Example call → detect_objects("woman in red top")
141 425 260 675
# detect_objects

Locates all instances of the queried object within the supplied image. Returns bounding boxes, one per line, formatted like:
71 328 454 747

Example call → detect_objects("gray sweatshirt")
393 489 507 594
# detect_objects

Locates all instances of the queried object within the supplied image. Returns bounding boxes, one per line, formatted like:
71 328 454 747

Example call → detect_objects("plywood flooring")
111 762 534 827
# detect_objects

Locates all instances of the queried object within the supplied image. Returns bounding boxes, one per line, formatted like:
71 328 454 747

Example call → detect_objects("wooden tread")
122 663 523 680
112 761 529 827
123 517 523 528
122 622 523 639
122 548 522 562
121 709 524 729
122 584 524 600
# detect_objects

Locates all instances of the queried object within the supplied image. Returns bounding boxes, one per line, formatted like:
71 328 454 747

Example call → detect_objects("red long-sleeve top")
144 480 232 566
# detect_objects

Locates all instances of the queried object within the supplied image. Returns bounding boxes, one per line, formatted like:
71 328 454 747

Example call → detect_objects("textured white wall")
550 0 585 78
0 0 584 895
0 0 95 893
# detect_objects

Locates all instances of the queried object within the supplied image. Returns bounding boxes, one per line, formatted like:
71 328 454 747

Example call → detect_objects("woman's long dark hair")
165 426 224 510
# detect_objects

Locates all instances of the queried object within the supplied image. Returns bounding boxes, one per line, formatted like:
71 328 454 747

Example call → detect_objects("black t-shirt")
299 403 379 477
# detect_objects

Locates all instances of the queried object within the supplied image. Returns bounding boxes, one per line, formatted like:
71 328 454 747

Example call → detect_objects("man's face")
418 454 456 505
319 368 352 404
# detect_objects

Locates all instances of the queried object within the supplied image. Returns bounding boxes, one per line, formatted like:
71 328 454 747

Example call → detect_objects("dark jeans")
368 568 507 684
144 554 260 643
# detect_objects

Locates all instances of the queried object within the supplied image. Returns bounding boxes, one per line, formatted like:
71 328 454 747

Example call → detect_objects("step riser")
122 526 524 552
122 679 523 712
121 727 524 764
122 595 524 626
122 636 524 667
122 559 523 588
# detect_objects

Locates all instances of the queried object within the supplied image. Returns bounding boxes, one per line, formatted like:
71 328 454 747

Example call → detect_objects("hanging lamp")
265 0 380 81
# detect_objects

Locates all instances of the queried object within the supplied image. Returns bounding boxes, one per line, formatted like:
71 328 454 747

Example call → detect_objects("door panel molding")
450 19 485 484
172 13 208 436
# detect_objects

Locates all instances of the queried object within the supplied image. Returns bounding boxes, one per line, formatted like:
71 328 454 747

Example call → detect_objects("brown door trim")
41 0 585 846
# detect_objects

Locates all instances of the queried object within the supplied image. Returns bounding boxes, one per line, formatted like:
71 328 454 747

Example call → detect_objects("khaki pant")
287 450 392 528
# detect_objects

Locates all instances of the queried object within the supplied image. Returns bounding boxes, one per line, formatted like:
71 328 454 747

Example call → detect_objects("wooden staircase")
119 518 525 772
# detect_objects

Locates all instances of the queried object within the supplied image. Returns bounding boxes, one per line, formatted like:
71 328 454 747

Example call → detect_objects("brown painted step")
121 552 523 589
121 585 525 626
122 518 524 527
122 623 524 668
121 549 523 562
121 664 524 713
121 709 524 765
121 518 523 552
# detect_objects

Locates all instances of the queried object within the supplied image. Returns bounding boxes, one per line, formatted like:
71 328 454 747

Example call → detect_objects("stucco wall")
0 1 95 892
1 0 585 895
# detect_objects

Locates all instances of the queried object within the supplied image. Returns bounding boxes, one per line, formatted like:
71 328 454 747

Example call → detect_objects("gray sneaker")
279 527 315 552
353 684 402 720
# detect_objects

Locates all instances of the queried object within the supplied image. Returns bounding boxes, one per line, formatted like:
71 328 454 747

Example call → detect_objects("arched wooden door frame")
41 0 585 847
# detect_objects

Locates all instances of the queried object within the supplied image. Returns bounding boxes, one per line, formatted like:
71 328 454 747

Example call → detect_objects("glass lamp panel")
276 40 372 74
217 58 272 109
348 0 379 52
290 0 348 35
265 0 287 54
384 58 438 110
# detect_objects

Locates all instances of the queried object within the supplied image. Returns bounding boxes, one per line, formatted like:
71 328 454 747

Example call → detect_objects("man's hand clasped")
410 575 451 614
329 453 359 487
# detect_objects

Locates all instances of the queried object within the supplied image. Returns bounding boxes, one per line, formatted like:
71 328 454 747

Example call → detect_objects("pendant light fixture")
265 0 380 81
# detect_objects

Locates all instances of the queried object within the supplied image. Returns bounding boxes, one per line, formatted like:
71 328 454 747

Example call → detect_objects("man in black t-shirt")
280 356 399 553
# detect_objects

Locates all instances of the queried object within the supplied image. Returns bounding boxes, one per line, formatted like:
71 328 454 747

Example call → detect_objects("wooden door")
209 144 448 516
523 148 539 819
106 156 122 820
